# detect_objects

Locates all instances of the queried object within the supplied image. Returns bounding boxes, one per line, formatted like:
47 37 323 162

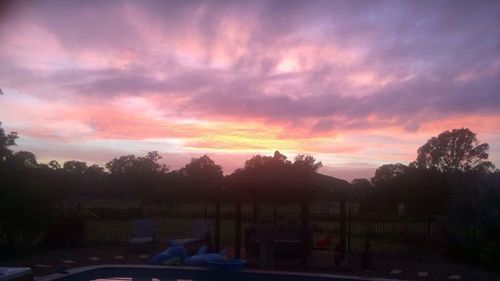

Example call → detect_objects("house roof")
222 169 351 202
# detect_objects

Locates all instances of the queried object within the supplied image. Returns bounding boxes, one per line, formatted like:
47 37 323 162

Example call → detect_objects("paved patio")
1 245 498 281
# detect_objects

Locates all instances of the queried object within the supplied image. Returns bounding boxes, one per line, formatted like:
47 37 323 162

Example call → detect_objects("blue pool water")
39 265 396 281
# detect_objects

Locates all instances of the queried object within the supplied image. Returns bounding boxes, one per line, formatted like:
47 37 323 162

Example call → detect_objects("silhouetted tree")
63 160 88 174
240 151 292 172
0 129 64 255
399 167 448 214
8 151 37 168
0 122 17 162
62 161 87 196
226 151 339 203
106 151 167 175
179 155 223 185
60 161 107 197
272 150 288 163
371 163 408 186
446 172 500 264
293 154 323 174
363 162 450 214
228 152 292 202
177 155 223 201
350 179 372 209
48 160 61 170
105 151 169 203
351 178 372 189
413 128 495 173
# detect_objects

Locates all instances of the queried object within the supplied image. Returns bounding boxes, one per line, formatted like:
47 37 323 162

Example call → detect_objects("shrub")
445 172 500 267
43 204 94 248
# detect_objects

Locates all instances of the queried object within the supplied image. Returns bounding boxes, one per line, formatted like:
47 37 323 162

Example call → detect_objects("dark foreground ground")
1 245 499 281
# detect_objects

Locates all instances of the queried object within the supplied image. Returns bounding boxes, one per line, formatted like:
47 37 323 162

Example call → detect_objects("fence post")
252 201 258 225
273 204 277 224
427 213 432 237
235 199 242 258
300 199 309 266
339 195 347 259
214 201 221 252
300 200 309 227
347 208 352 253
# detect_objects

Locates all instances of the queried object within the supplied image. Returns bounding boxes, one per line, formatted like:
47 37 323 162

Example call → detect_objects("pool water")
39 265 396 281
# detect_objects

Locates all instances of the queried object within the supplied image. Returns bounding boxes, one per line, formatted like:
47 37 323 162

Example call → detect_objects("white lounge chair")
129 218 155 248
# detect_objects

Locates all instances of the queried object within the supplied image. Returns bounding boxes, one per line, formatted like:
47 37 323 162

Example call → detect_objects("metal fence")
84 206 461 257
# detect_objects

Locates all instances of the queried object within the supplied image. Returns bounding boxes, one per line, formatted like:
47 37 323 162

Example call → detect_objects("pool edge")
37 265 406 281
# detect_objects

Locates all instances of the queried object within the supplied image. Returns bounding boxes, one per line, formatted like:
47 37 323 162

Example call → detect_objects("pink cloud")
1 1 500 180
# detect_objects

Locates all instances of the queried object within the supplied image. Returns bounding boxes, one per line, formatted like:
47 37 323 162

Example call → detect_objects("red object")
316 235 333 248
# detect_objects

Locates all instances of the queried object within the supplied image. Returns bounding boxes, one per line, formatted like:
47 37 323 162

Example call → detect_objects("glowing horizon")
1 1 499 181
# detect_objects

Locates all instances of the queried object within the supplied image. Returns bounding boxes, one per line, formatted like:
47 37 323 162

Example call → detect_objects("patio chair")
246 224 312 256
129 218 155 248
173 220 211 249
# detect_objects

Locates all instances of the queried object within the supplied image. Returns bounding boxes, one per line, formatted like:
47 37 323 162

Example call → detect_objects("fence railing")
84 207 462 257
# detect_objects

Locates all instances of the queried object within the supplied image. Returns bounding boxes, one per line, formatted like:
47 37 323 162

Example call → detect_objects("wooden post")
235 199 242 258
215 201 221 252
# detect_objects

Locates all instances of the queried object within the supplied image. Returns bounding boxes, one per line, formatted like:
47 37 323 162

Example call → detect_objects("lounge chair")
173 220 211 249
129 218 155 248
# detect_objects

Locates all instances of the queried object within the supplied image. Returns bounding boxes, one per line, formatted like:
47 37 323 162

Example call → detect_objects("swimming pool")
39 265 400 281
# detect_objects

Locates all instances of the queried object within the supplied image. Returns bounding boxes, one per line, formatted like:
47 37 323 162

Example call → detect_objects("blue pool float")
149 241 187 265
184 246 227 266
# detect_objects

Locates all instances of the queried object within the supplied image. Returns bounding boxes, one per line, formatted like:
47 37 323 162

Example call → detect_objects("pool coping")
0 267 33 281
37 265 406 281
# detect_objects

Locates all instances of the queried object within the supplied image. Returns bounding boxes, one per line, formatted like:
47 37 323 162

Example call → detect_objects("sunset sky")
1 1 499 181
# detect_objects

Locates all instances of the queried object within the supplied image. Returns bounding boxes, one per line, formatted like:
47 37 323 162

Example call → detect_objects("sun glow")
276 58 300 73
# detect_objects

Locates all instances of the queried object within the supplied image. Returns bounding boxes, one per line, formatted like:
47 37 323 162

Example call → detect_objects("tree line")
1 122 499 263
1 123 498 210
354 128 498 215
1 123 333 207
